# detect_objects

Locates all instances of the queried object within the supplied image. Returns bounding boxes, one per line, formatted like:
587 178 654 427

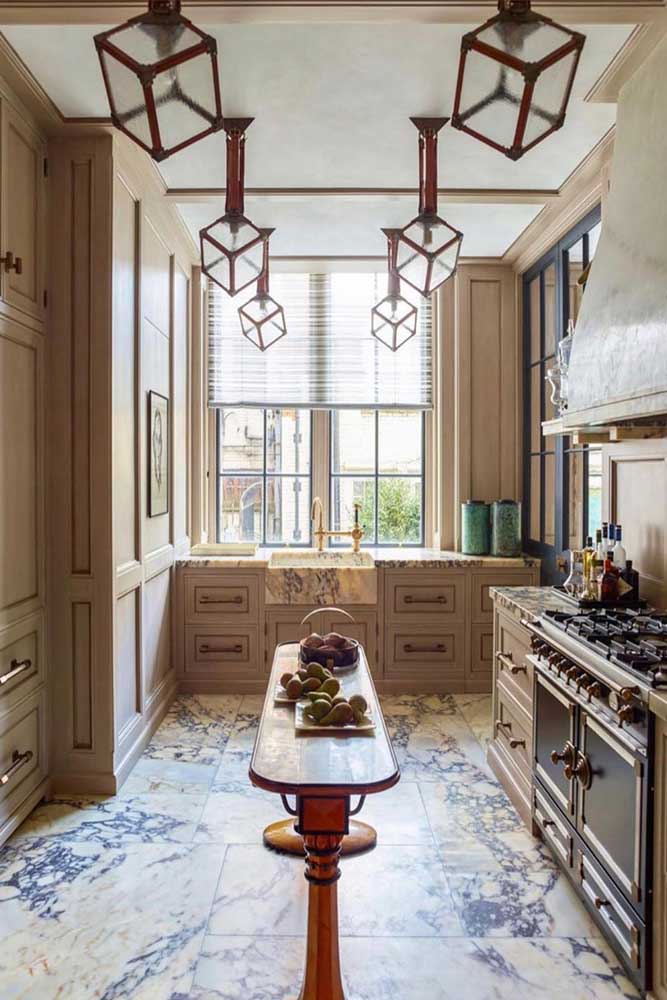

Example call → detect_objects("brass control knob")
617 705 636 727
565 665 579 682
585 681 602 701
550 741 576 778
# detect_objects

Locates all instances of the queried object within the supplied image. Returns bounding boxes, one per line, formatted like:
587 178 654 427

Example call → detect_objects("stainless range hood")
565 34 667 427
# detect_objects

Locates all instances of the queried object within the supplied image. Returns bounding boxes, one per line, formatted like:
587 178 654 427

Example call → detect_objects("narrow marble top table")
250 642 399 1000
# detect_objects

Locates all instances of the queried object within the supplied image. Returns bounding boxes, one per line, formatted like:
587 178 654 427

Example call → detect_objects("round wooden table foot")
263 818 376 856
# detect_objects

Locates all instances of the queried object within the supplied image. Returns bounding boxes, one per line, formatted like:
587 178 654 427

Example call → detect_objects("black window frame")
215 408 313 547
522 205 602 583
328 409 426 547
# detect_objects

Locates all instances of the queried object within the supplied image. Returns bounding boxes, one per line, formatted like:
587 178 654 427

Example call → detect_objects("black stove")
543 608 667 687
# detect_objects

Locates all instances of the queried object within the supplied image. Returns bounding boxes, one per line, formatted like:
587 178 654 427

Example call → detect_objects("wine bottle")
613 525 627 568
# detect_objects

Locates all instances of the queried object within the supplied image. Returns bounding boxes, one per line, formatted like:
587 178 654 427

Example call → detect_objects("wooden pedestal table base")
298 830 346 1000
263 816 376 856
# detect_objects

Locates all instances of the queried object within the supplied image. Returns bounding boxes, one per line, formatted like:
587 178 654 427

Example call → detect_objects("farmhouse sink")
269 549 375 568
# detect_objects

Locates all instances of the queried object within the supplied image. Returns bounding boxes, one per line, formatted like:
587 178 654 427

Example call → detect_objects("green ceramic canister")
490 500 522 557
461 501 490 555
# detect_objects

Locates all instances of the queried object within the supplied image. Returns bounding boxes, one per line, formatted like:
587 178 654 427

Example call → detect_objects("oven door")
533 667 576 818
575 708 650 917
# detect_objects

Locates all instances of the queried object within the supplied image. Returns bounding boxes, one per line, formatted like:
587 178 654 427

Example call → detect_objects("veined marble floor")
1 692 639 1000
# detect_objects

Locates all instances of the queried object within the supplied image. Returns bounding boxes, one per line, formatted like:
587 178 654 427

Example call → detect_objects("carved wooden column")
299 832 346 1000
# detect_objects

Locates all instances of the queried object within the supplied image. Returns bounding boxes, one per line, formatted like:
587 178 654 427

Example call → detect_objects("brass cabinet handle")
199 643 243 654
550 740 576 778
404 594 447 605
496 719 512 733
495 719 525 750
594 896 610 910
542 818 555 827
496 651 527 675
1 749 33 786
0 251 22 274
573 750 592 790
200 595 243 605
509 736 526 750
404 642 446 653
0 657 32 685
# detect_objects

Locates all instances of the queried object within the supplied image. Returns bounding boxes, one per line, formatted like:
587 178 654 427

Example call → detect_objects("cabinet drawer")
577 845 646 988
0 689 46 826
472 571 536 623
495 611 533 717
385 626 464 684
385 572 465 621
184 626 261 680
534 786 572 870
0 619 42 708
184 573 260 624
494 683 531 777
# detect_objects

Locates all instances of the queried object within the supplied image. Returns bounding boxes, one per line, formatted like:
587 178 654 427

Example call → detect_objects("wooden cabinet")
264 606 378 679
488 602 534 827
0 99 46 327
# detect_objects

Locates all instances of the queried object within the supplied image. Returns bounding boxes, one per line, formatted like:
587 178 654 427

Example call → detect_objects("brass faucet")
311 496 364 553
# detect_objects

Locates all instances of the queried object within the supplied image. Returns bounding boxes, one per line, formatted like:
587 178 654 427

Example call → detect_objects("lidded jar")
461 501 490 555
490 500 521 557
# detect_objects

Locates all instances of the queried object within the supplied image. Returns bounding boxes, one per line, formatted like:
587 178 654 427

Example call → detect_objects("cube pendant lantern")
200 119 266 297
94 0 223 161
396 118 463 298
238 230 287 352
371 229 418 352
451 0 585 161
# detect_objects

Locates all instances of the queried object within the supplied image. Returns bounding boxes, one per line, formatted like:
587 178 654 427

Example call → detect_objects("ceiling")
2 19 635 257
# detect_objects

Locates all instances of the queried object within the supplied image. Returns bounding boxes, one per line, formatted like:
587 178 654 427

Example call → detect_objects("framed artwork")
148 391 169 517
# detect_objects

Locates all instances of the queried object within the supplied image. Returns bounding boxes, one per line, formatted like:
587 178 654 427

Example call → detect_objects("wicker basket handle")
300 606 356 627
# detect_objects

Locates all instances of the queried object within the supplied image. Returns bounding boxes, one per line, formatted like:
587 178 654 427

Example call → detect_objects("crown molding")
503 128 615 274
166 186 556 205
585 20 667 103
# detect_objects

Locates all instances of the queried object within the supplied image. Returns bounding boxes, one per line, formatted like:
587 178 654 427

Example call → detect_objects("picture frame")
148 390 169 517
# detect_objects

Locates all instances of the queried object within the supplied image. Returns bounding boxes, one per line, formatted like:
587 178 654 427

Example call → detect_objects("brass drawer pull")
1 749 33 786
200 595 243 605
594 896 610 910
0 658 32 686
495 719 512 733
542 818 555 828
497 652 527 675
495 719 525 750
404 643 446 653
0 251 22 275
404 594 447 605
199 643 243 655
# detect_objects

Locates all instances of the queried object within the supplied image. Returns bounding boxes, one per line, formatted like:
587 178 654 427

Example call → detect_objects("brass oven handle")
573 750 592 790
199 643 243 654
404 594 447 605
0 657 32 685
497 652 527 676
0 251 22 274
200 595 243 605
1 749 33 786
404 643 446 653
550 741 576 778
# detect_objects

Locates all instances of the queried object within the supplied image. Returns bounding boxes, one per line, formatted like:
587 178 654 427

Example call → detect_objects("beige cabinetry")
0 84 48 844
265 606 379 680
651 715 667 999
488 603 535 827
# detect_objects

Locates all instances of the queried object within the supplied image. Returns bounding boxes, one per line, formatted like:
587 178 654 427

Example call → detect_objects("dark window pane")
530 456 541 541
544 452 556 546
544 263 557 357
529 276 540 362
220 476 263 542
531 365 542 451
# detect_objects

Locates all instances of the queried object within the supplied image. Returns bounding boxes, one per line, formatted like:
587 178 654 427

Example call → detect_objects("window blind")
208 272 433 410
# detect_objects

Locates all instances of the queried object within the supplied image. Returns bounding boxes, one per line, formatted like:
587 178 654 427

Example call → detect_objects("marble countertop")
176 548 540 570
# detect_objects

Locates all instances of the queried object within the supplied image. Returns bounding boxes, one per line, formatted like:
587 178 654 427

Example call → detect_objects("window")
330 410 424 546
217 408 312 546
523 206 602 580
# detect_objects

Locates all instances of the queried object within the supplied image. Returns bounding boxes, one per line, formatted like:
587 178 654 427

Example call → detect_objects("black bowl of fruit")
299 631 359 671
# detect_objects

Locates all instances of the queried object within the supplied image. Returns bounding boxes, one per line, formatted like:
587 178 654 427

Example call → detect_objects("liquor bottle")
583 536 595 583
592 558 604 600
595 528 604 562
600 558 619 603
601 522 609 555
621 559 639 602
613 525 627 567
608 524 616 553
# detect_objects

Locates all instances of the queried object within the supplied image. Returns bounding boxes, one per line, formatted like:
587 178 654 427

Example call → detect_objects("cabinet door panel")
1 102 45 323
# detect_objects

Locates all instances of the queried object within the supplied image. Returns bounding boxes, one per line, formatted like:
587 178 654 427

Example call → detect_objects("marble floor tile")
420 777 555 872
0 838 226 1000
11 789 207 847
452 693 493 750
448 869 600 938
208 844 307 937
187 935 639 1000
378 692 461 719
354 782 434 846
215 750 253 783
223 696 263 754
123 757 218 795
144 695 242 765
339 845 461 937
195 781 279 845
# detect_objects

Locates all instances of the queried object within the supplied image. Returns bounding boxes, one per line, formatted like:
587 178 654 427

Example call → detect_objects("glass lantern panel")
478 17 572 63
233 241 265 293
401 217 458 255
111 19 201 64
459 49 524 149
153 51 218 151
429 239 461 290
202 237 231 290
523 51 578 148
101 51 153 148
205 217 261 254
395 239 429 294
373 294 416 329
241 294 282 326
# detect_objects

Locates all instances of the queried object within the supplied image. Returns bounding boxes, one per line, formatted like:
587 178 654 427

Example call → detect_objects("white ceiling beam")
0 2 662 25
166 186 556 204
